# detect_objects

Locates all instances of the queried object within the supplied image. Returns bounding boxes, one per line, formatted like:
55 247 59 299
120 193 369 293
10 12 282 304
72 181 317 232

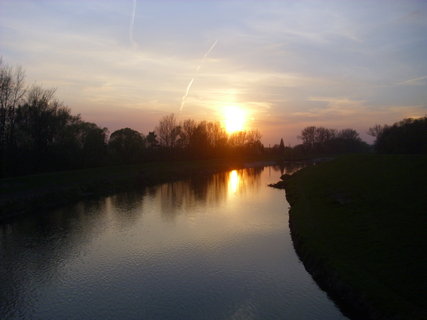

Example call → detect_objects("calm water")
0 165 347 320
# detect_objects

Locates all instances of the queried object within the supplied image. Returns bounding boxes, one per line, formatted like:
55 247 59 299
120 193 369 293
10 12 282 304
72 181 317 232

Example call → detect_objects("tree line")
0 60 264 177
368 117 427 154
271 115 427 160
272 126 370 159
2 59 424 177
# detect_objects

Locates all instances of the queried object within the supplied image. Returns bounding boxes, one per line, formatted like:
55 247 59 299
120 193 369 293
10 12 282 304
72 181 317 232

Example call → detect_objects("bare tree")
0 59 26 149
179 119 196 148
315 127 336 144
298 126 316 148
207 121 227 149
229 131 247 147
367 124 385 138
338 128 360 141
156 113 180 148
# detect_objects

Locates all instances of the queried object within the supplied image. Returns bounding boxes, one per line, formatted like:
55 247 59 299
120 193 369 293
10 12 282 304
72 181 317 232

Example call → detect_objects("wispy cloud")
129 0 137 47
1 0 426 144
298 97 426 124
397 76 427 86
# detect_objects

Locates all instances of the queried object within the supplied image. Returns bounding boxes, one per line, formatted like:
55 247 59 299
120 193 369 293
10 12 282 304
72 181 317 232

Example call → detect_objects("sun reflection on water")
228 170 240 195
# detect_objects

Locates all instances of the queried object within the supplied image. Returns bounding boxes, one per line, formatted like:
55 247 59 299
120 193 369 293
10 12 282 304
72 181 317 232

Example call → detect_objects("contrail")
180 40 218 112
129 0 137 47
196 40 218 72
180 78 194 111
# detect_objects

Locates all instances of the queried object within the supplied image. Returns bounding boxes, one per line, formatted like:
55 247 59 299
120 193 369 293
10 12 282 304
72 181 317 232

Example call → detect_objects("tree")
12 86 74 172
337 128 360 141
108 128 145 164
229 131 246 147
179 119 196 149
315 127 336 145
207 121 227 150
0 59 26 154
368 124 385 138
78 122 108 167
245 130 263 155
156 113 180 148
279 138 285 153
297 126 367 155
189 121 211 157
146 131 158 148
374 117 427 154
298 126 316 148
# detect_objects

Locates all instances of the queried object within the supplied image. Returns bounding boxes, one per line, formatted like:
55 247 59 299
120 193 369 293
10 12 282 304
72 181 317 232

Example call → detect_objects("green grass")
0 158 252 219
286 154 427 319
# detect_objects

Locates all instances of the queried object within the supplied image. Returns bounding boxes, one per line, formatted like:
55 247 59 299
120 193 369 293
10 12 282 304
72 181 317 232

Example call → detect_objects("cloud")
1 0 427 145
129 0 137 47
306 97 366 115
397 76 427 86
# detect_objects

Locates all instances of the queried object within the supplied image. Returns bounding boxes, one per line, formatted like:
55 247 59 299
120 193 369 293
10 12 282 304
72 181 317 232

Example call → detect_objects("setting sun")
223 106 246 134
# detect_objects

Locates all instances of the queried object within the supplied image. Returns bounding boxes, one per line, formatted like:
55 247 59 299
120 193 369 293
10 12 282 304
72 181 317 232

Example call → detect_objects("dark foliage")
279 126 370 159
2 85 108 176
108 128 145 164
154 114 264 160
374 117 427 154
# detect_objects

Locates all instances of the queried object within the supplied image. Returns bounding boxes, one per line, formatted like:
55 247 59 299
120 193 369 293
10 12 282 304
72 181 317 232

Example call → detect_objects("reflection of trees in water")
232 167 263 196
0 166 268 316
0 199 108 318
156 174 227 220
109 189 145 228
156 167 263 221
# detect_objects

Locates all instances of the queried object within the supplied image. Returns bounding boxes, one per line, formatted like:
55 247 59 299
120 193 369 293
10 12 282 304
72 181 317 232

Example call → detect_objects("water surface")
0 165 347 319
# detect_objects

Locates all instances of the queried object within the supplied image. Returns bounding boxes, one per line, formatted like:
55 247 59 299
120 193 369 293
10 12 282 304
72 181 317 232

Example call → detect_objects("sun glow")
223 106 246 134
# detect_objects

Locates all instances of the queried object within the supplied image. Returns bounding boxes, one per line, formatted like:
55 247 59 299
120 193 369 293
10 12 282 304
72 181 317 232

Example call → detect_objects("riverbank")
1 159 272 221
284 154 427 320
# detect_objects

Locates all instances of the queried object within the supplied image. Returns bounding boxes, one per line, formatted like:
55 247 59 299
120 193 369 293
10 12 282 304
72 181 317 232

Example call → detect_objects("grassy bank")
285 154 427 320
0 158 264 220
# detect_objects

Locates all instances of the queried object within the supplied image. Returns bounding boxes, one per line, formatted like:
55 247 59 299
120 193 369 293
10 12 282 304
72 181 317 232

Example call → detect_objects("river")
0 165 348 320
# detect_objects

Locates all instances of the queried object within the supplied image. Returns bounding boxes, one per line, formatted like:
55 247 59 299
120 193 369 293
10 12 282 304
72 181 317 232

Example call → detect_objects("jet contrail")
180 78 194 111
180 40 218 112
196 40 218 72
129 0 137 46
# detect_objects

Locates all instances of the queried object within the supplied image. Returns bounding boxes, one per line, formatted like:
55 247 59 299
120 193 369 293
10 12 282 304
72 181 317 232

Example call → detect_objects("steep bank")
285 154 427 320
0 159 265 221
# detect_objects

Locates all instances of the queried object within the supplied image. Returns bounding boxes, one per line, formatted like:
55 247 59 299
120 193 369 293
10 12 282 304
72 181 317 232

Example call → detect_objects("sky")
1 0 427 145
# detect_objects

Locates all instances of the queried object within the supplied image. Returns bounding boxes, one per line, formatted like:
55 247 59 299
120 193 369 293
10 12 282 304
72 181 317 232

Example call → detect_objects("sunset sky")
1 0 426 145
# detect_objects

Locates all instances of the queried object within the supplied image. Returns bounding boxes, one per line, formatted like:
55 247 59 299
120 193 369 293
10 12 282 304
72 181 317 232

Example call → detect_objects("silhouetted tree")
374 117 427 154
0 59 26 166
188 121 211 157
297 126 368 156
299 126 316 149
279 138 285 153
178 119 195 149
207 121 228 150
108 128 145 164
368 124 385 139
156 113 180 148
146 131 159 148
337 128 359 141
12 86 74 172
1 59 271 176
52 120 108 169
